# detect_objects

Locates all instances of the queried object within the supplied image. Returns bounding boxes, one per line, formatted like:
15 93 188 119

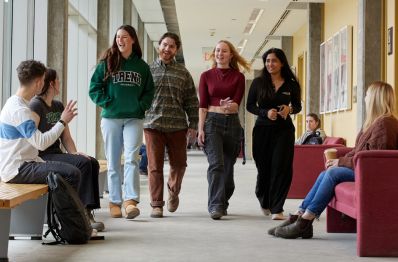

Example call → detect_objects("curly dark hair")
16 60 46 86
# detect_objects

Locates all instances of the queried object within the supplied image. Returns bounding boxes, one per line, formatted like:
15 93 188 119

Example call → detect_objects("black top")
29 96 64 155
246 77 301 129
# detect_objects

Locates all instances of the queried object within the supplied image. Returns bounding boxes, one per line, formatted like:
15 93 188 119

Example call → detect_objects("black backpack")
43 172 92 244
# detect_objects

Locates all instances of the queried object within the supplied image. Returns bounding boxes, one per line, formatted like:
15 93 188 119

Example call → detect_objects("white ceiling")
135 0 324 86
132 0 167 41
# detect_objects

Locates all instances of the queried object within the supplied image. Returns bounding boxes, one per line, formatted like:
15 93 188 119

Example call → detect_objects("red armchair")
287 137 346 199
327 150 398 257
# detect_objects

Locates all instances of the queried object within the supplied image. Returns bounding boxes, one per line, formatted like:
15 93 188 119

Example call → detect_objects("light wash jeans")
101 118 143 205
299 166 355 216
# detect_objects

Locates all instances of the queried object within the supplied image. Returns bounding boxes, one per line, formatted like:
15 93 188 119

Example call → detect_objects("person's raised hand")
60 100 78 124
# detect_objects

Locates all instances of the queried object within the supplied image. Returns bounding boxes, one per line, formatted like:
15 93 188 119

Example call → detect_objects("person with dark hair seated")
139 144 148 175
29 68 104 232
295 113 326 145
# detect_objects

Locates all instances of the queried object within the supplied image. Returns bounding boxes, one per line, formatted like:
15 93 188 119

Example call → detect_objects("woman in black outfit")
246 48 301 220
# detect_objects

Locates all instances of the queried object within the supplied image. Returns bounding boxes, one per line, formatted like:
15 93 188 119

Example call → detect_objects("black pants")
41 154 101 209
252 125 294 214
10 160 81 191
204 112 241 213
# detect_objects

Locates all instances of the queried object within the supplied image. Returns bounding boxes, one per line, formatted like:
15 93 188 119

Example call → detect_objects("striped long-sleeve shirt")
144 59 199 132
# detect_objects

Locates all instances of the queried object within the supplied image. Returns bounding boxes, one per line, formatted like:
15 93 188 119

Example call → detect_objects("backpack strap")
42 191 66 245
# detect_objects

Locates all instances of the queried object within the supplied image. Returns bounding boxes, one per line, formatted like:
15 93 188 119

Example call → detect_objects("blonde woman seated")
295 113 326 145
269 81 398 239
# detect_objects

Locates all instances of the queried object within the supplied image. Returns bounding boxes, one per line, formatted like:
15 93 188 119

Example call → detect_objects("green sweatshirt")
89 54 154 119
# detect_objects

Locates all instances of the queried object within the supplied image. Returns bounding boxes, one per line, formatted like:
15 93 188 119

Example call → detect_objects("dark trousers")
252 125 294 214
40 154 101 209
139 144 148 173
204 112 241 213
10 160 81 191
144 129 187 207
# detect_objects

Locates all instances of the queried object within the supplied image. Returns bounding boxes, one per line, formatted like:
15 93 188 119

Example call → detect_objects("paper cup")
324 148 337 160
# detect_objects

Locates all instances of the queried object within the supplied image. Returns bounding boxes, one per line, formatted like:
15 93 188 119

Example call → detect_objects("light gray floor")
8 151 395 262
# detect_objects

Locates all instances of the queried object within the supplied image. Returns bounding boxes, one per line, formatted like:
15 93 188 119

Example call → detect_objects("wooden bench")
0 182 48 262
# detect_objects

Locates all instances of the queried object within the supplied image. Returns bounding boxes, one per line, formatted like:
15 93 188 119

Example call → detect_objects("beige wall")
322 0 358 146
386 0 398 111
292 24 307 139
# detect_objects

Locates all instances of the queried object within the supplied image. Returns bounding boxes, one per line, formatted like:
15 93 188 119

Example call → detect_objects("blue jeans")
299 167 355 216
101 118 143 205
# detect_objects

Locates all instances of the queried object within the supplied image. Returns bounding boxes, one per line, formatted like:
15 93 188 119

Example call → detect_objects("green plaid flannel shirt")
144 59 199 132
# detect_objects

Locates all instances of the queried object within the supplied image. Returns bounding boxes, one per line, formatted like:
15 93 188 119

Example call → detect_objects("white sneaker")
271 213 285 220
91 228 98 237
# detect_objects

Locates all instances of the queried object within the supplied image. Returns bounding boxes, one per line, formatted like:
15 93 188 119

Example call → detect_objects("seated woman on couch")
269 81 398 239
295 113 326 145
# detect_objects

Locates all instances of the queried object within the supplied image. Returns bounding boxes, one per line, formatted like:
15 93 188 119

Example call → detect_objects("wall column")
305 3 323 115
95 0 110 159
123 0 132 25
146 35 154 63
47 0 68 100
357 0 383 131
281 36 293 66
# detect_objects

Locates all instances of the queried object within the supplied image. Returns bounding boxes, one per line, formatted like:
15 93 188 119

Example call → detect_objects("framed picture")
338 25 352 110
332 32 340 112
319 43 326 114
325 37 333 113
319 25 352 113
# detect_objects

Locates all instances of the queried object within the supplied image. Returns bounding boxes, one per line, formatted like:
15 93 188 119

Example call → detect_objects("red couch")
327 149 398 257
288 137 346 198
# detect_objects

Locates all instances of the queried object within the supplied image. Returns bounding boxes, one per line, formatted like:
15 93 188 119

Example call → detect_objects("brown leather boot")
274 216 314 239
167 195 179 213
268 214 299 236
150 207 163 218
123 200 140 219
109 202 122 218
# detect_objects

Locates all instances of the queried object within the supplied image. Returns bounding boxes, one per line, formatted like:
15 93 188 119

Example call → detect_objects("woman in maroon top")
271 81 398 239
198 40 250 220
246 48 302 220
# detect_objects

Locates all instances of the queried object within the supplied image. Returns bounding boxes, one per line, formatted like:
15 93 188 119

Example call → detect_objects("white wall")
1 0 47 101
67 0 97 156
34 0 48 63
109 0 123 44
0 0 4 108
11 0 34 93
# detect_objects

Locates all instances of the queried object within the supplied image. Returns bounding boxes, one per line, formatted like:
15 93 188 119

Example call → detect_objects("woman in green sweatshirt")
89 25 154 220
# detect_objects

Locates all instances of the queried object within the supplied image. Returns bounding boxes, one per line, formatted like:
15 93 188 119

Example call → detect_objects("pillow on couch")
323 137 346 145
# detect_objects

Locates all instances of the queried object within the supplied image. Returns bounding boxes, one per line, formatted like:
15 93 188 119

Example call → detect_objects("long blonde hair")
363 81 397 131
210 40 251 72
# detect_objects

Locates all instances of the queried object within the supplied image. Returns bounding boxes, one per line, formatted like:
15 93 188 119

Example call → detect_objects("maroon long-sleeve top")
199 68 245 108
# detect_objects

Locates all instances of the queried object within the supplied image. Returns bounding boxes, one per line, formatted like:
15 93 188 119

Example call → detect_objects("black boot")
267 214 299 236
274 216 314 239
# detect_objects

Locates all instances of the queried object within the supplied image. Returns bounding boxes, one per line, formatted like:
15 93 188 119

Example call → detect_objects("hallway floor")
8 151 393 262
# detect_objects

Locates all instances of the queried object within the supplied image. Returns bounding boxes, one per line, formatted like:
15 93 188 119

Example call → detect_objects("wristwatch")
58 119 66 127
